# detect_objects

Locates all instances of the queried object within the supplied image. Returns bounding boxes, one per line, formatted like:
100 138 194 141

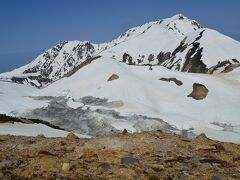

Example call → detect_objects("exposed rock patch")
122 53 134 65
0 159 13 169
121 157 139 165
208 60 240 74
188 83 208 100
157 51 171 65
211 122 235 132
181 31 208 73
66 133 79 140
159 77 183 86
107 74 119 81
65 55 101 77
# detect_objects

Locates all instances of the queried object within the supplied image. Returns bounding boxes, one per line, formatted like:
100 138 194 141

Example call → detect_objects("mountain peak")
1 15 240 88
164 14 203 31
170 13 187 20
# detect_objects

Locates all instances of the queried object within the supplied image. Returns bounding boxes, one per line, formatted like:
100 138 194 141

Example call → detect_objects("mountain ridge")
1 14 240 88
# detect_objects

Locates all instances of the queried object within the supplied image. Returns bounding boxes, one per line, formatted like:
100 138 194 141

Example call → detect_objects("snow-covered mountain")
1 14 240 87
0 14 240 143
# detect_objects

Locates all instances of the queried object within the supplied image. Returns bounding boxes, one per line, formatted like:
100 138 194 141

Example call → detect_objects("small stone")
17 144 24 150
196 145 216 150
0 159 13 169
18 163 27 170
121 157 139 165
149 164 164 171
100 163 111 171
36 134 45 138
211 175 221 180
122 129 128 134
66 133 79 140
38 150 55 156
60 140 67 146
62 163 70 172
196 133 208 139
214 143 225 151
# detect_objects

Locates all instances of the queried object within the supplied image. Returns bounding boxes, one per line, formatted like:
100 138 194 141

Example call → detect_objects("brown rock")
107 74 119 81
122 129 128 134
79 148 97 160
188 83 208 100
60 140 67 146
0 159 13 169
38 150 55 156
66 133 79 140
196 145 216 150
62 163 70 172
121 157 139 165
199 156 230 166
213 143 225 151
149 164 164 171
196 133 208 139
99 162 111 171
36 134 45 138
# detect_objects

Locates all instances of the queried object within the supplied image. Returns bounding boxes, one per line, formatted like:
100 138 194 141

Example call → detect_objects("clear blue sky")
0 0 240 72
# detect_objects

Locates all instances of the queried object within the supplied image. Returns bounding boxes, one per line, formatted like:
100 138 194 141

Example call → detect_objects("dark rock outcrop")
159 77 183 86
181 31 207 73
157 52 171 65
122 53 134 65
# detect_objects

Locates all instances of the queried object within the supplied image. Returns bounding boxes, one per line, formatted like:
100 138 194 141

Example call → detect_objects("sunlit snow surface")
0 122 90 138
0 57 240 143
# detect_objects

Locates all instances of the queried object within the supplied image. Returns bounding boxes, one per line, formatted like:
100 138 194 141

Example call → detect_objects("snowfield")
1 56 240 143
0 81 48 115
0 122 90 138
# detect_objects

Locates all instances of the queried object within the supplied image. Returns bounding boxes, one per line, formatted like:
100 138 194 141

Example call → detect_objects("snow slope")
1 56 240 142
35 56 240 143
0 81 47 115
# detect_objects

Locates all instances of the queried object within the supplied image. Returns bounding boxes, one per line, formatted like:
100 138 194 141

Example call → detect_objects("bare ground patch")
159 77 183 86
188 83 208 100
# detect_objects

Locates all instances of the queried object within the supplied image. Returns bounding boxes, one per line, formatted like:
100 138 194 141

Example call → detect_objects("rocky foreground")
0 132 240 179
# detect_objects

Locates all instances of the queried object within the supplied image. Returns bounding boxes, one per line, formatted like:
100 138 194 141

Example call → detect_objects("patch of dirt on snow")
0 131 240 179
188 83 208 100
159 77 183 86
107 74 119 81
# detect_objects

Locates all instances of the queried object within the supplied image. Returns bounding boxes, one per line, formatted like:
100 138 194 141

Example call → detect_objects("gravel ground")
0 131 240 179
